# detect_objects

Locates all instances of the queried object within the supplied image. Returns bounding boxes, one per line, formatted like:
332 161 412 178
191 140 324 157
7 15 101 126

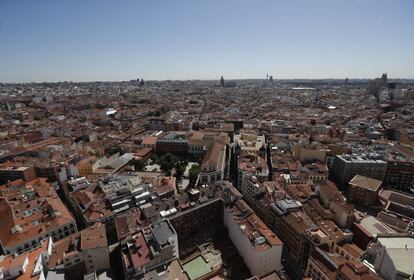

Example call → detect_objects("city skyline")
1 0 414 82
1 1 413 279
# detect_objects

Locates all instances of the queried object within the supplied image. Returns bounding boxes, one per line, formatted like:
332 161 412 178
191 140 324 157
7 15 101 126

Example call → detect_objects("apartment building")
224 199 283 277
369 233 414 280
384 144 414 193
0 238 52 280
121 220 178 279
0 178 77 255
347 175 382 207
48 223 110 276
330 154 388 188
0 163 36 184
306 245 380 280
169 198 223 242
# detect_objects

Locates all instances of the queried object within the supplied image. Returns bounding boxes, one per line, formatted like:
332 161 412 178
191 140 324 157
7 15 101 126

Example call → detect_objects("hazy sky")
1 0 413 82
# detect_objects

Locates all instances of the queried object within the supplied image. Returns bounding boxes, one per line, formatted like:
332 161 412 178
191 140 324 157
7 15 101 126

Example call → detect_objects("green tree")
188 164 200 183
150 154 158 162
175 159 188 181
132 159 145 171
159 153 179 174
107 146 124 156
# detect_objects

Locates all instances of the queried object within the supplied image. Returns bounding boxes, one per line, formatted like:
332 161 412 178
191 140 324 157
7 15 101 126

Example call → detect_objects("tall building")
169 198 223 242
381 73 388 84
272 209 313 269
347 175 382 206
224 199 283 277
330 154 388 188
384 144 414 193
368 233 414 280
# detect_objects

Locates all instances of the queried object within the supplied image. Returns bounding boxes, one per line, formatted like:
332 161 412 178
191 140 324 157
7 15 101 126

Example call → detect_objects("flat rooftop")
360 216 395 235
338 154 386 164
150 220 175 248
378 236 414 276
349 175 382 191
183 256 212 280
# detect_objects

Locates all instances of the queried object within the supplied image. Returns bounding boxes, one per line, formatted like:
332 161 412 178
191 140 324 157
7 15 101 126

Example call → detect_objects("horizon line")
2 76 414 84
